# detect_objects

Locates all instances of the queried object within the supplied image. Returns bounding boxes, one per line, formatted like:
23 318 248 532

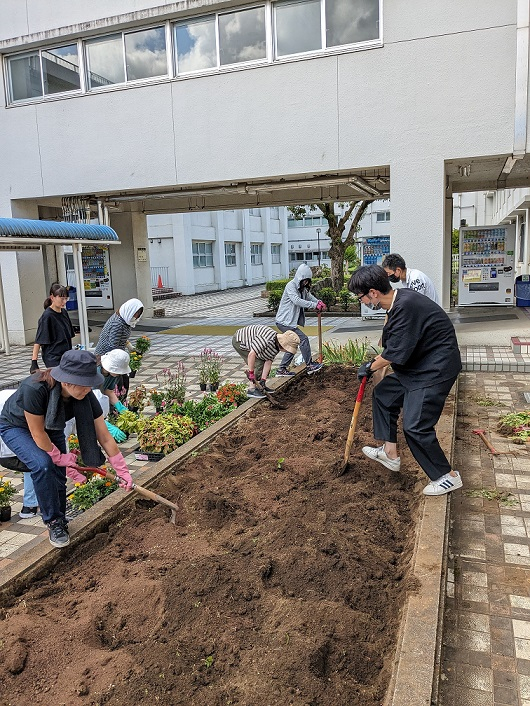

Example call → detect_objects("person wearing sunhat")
98 348 132 443
0 350 134 548
232 325 300 398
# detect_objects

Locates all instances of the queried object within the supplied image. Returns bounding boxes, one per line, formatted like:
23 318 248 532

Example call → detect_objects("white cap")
101 349 131 375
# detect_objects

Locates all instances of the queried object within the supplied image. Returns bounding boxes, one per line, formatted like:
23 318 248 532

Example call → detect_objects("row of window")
192 242 281 268
289 251 329 262
376 211 390 222
287 216 328 228
6 0 380 104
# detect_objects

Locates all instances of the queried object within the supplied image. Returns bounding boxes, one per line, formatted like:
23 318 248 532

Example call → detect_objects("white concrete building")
0 0 526 342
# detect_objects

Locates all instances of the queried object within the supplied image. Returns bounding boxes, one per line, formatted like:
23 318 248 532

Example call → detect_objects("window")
250 244 263 265
219 7 266 66
42 45 81 95
271 244 281 264
225 242 237 266
305 252 314 261
192 241 213 268
125 27 167 81
175 16 217 73
86 34 125 88
326 0 379 48
275 0 321 57
376 211 390 222
288 218 303 228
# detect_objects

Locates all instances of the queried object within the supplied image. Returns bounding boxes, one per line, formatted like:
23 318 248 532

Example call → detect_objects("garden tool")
472 428 498 455
73 464 180 524
317 310 323 363
255 379 287 410
337 376 367 477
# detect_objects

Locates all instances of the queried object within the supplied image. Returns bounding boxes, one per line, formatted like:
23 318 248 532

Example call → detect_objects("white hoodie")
275 264 319 328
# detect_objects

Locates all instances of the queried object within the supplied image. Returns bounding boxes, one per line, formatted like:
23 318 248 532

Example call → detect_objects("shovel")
336 376 368 477
317 310 323 363
73 463 180 524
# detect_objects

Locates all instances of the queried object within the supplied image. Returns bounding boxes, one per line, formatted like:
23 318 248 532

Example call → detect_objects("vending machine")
361 236 390 319
64 245 113 309
458 225 516 306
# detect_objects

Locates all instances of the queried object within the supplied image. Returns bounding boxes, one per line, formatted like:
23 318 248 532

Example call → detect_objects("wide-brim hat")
277 330 300 354
51 350 104 388
101 349 131 375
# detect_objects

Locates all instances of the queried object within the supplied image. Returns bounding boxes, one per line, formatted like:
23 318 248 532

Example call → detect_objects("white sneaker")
362 445 401 472
423 471 462 496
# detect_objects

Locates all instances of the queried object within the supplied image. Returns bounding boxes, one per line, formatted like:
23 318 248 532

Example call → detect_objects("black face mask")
388 274 401 284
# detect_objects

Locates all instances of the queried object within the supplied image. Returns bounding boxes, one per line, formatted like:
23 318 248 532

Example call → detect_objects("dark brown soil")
0 366 423 706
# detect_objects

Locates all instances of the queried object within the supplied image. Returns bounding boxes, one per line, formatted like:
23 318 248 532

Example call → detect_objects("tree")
289 200 371 292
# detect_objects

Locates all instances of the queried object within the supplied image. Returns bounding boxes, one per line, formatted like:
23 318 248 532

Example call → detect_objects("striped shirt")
235 325 280 361
94 313 130 356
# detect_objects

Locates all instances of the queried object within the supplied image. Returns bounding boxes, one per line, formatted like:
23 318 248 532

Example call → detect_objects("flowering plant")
149 388 165 410
70 472 118 511
0 476 17 507
134 335 151 356
155 364 187 406
137 414 196 454
216 382 248 407
128 385 148 412
198 348 224 385
129 351 143 373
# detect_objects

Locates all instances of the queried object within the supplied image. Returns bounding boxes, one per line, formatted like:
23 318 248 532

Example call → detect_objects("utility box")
515 275 530 307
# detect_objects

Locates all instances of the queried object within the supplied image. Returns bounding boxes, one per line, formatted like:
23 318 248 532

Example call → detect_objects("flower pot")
0 505 12 522
199 383 207 391
129 370 137 379
134 451 166 462
129 406 139 414
209 383 219 392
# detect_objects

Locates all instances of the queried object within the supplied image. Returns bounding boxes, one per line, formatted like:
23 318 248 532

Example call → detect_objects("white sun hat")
100 349 131 375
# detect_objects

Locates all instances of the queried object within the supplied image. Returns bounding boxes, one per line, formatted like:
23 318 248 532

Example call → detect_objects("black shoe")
47 518 70 548
248 388 266 398
19 506 38 519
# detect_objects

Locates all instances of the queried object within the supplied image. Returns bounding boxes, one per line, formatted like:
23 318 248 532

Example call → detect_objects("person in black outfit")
30 283 75 372
348 265 463 497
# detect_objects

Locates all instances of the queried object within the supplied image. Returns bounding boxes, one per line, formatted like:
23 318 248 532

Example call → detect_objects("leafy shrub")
173 395 235 431
338 289 352 311
137 414 196 454
127 385 148 412
319 287 337 311
267 290 282 312
498 411 530 439
115 410 141 435
322 338 371 365
70 474 118 511
265 279 289 291
134 335 152 355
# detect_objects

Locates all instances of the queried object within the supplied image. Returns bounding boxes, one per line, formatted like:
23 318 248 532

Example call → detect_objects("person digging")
348 265 463 497
232 326 300 398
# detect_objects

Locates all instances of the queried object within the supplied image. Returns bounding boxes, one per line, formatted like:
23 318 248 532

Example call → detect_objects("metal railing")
151 266 170 288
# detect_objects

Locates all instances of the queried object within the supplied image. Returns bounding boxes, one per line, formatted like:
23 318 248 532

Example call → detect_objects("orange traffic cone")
157 274 163 288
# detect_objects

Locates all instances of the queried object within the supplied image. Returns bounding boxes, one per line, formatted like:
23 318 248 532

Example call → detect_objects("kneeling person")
232 326 300 398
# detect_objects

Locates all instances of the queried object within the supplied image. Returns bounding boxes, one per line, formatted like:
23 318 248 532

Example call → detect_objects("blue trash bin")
66 286 78 311
515 275 530 307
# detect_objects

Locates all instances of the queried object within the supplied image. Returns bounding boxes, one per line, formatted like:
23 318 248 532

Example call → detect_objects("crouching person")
0 350 133 548
232 325 300 398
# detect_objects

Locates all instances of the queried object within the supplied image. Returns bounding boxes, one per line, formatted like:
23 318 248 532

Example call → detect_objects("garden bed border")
0 373 456 706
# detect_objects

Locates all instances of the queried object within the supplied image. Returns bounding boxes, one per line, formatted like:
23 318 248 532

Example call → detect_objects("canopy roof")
0 218 119 246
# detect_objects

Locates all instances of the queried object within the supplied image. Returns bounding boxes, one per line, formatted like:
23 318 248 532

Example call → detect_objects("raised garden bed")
0 366 427 706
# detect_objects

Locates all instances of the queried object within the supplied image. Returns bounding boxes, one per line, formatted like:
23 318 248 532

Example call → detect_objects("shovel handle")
344 376 367 464
317 311 323 363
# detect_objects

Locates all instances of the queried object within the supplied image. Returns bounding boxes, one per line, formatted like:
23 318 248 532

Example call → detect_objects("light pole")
316 228 321 266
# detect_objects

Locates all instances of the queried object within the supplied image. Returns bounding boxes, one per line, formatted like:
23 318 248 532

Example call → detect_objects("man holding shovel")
348 265 462 496
232 326 300 398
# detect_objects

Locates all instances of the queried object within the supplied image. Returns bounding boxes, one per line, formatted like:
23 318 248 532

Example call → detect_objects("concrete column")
280 208 289 278
241 210 252 286
262 209 273 283
173 214 195 295
213 210 227 290
108 210 153 316
390 157 449 308
525 208 530 274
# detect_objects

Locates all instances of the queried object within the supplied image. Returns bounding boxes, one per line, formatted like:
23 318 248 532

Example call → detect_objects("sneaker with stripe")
422 471 462 496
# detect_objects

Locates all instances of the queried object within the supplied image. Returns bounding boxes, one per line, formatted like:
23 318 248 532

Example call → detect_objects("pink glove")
66 466 87 484
245 370 256 383
316 300 327 312
47 445 78 468
108 453 133 490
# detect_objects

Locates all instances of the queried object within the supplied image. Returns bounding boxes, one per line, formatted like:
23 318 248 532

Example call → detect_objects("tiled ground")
440 372 530 706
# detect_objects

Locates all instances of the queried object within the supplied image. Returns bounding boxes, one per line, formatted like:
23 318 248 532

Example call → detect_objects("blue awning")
0 218 119 245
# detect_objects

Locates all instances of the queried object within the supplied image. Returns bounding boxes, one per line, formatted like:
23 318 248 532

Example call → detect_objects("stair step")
511 337 530 354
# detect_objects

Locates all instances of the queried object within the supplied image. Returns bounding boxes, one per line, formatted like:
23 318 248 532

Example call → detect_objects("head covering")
277 330 300 354
293 263 313 288
101 349 131 375
51 350 104 388
118 298 144 327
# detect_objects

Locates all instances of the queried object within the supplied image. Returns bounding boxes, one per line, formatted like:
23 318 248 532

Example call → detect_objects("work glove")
114 400 127 414
245 370 256 383
66 466 87 484
30 360 39 374
357 360 375 382
47 445 78 468
105 420 127 443
315 300 327 312
108 452 133 490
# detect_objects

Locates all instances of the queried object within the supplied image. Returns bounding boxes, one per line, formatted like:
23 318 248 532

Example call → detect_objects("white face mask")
129 319 138 328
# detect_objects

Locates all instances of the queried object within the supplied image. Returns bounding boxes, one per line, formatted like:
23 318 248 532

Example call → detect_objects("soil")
0 366 424 706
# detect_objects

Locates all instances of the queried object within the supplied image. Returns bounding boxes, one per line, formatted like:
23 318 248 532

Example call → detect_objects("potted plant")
128 351 143 378
197 349 212 391
207 351 224 391
69 472 118 511
149 388 165 413
135 414 196 461
216 382 248 407
0 475 17 521
134 335 151 356
155 364 187 407
127 385 148 413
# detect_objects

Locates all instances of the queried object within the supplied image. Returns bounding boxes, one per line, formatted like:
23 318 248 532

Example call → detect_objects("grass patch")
463 488 517 507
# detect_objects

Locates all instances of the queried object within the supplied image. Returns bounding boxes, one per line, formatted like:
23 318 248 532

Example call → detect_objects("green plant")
319 287 337 310
203 656 214 669
149 388 164 410
265 279 289 291
127 385 148 412
344 245 360 272
137 414 196 454
463 488 517 507
322 337 371 365
134 335 151 355
276 458 285 470
129 351 143 373
474 395 496 407
338 288 352 311
198 348 224 386
115 410 141 435
267 290 282 312
216 382 248 407
498 411 530 439
173 395 234 431
69 474 119 511
154 364 187 408
0 475 17 506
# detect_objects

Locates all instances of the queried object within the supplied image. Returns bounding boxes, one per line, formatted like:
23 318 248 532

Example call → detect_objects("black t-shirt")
382 288 462 390
35 308 75 368
0 376 103 430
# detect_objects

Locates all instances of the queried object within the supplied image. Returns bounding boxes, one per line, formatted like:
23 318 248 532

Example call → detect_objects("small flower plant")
0 475 17 507
70 470 119 511
127 385 148 412
153 364 187 407
149 387 165 411
134 335 151 356
216 382 248 408
198 348 224 385
129 351 143 373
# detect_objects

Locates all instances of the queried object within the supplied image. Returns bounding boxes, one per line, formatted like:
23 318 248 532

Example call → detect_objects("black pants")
371 373 457 481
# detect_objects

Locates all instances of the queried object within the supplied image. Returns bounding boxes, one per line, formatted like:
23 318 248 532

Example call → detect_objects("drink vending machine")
361 236 390 320
458 225 515 306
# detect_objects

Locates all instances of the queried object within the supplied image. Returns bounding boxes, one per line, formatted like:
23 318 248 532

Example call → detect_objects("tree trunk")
328 228 345 292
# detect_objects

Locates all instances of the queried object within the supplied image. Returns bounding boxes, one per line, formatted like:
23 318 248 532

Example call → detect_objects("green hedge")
265 279 289 292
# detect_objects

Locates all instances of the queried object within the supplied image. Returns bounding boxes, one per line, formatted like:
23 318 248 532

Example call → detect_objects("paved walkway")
2 286 530 703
